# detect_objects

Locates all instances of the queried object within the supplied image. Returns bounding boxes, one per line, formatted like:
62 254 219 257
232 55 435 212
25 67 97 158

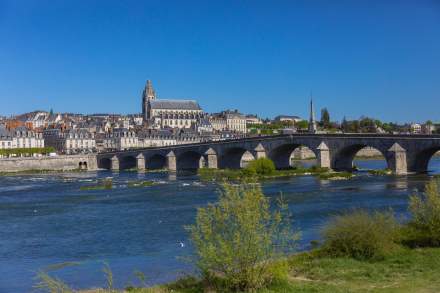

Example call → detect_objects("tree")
295 120 309 129
341 117 348 132
321 108 330 128
188 183 299 291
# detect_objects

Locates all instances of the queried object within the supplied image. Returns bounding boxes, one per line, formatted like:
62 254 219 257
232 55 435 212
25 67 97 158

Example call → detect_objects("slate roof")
0 126 11 138
150 99 201 110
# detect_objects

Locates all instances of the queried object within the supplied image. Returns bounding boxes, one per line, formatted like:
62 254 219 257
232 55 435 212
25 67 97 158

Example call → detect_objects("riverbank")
76 247 440 292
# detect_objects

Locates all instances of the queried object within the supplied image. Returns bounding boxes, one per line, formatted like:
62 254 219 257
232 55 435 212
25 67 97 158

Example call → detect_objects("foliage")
321 210 400 260
0 147 56 156
34 270 74 293
294 120 308 129
403 180 440 247
318 171 353 180
34 262 118 293
320 108 330 128
245 158 276 175
198 165 330 182
187 183 299 291
248 121 293 130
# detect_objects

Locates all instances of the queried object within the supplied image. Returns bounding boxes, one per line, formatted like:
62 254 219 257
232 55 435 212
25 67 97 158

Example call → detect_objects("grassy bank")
126 247 440 293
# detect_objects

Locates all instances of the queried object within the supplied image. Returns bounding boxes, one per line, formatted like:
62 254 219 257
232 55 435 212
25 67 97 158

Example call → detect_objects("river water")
1 158 439 292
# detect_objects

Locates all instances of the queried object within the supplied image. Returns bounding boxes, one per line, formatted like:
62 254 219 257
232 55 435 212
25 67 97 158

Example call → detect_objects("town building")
245 114 263 125
44 128 96 154
0 126 44 151
410 123 422 134
141 80 203 129
273 115 302 124
209 110 247 133
101 128 139 151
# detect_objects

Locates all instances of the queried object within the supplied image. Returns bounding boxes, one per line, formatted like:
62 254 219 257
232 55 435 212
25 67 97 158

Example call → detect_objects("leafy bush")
321 210 399 260
188 183 299 291
403 180 440 247
245 157 276 175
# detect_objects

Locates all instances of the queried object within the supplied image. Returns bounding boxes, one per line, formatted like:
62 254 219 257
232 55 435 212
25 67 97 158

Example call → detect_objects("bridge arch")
268 143 317 169
146 153 167 170
98 157 112 170
413 147 440 173
219 147 255 169
333 144 390 171
177 150 203 170
119 155 137 170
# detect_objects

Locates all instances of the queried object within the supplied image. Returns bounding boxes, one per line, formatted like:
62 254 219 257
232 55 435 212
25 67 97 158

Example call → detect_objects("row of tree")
0 147 56 156
249 108 438 134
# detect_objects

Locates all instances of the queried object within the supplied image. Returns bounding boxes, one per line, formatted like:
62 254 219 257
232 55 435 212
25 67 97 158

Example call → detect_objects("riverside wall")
0 155 98 172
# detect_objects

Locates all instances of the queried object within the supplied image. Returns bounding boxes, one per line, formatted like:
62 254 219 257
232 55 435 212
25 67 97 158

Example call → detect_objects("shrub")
404 180 440 247
188 183 299 292
321 210 399 260
245 157 276 176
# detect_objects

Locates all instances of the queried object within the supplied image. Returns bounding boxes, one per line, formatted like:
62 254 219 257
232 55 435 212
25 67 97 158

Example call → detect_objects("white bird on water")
179 242 185 248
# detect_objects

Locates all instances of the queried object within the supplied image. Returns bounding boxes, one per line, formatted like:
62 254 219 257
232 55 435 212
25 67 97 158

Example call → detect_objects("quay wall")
0 155 98 172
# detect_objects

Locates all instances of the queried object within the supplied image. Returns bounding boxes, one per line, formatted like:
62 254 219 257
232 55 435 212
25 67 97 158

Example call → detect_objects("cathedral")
142 80 203 129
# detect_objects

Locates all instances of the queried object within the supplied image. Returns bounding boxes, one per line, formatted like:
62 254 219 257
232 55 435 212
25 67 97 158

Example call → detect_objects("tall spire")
308 92 317 134
142 80 157 121
143 80 156 101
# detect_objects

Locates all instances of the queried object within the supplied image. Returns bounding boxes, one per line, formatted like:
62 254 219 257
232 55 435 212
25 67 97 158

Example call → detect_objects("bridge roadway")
96 134 440 174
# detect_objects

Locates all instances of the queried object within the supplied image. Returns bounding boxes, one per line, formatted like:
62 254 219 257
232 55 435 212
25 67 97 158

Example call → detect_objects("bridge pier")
317 142 331 169
166 151 177 172
205 148 218 169
136 154 145 171
253 143 266 159
111 155 120 171
388 143 407 175
199 156 206 168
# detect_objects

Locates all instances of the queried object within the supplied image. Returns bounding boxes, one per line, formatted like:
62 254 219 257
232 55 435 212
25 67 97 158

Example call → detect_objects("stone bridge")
96 134 440 175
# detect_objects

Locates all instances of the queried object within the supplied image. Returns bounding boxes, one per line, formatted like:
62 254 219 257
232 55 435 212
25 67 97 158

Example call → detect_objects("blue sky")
0 0 439 122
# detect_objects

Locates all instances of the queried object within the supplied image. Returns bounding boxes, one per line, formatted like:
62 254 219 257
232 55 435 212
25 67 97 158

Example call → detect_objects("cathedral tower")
142 80 156 121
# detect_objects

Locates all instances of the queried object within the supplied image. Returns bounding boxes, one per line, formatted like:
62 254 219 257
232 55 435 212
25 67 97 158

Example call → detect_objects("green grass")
126 247 440 293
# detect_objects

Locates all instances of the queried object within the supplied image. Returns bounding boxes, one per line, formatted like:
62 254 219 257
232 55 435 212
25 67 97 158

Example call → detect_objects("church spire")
143 80 156 101
142 80 157 121
308 93 317 134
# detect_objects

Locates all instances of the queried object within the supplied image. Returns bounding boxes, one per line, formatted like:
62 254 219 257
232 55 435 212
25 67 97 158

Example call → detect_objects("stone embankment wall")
0 155 98 172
